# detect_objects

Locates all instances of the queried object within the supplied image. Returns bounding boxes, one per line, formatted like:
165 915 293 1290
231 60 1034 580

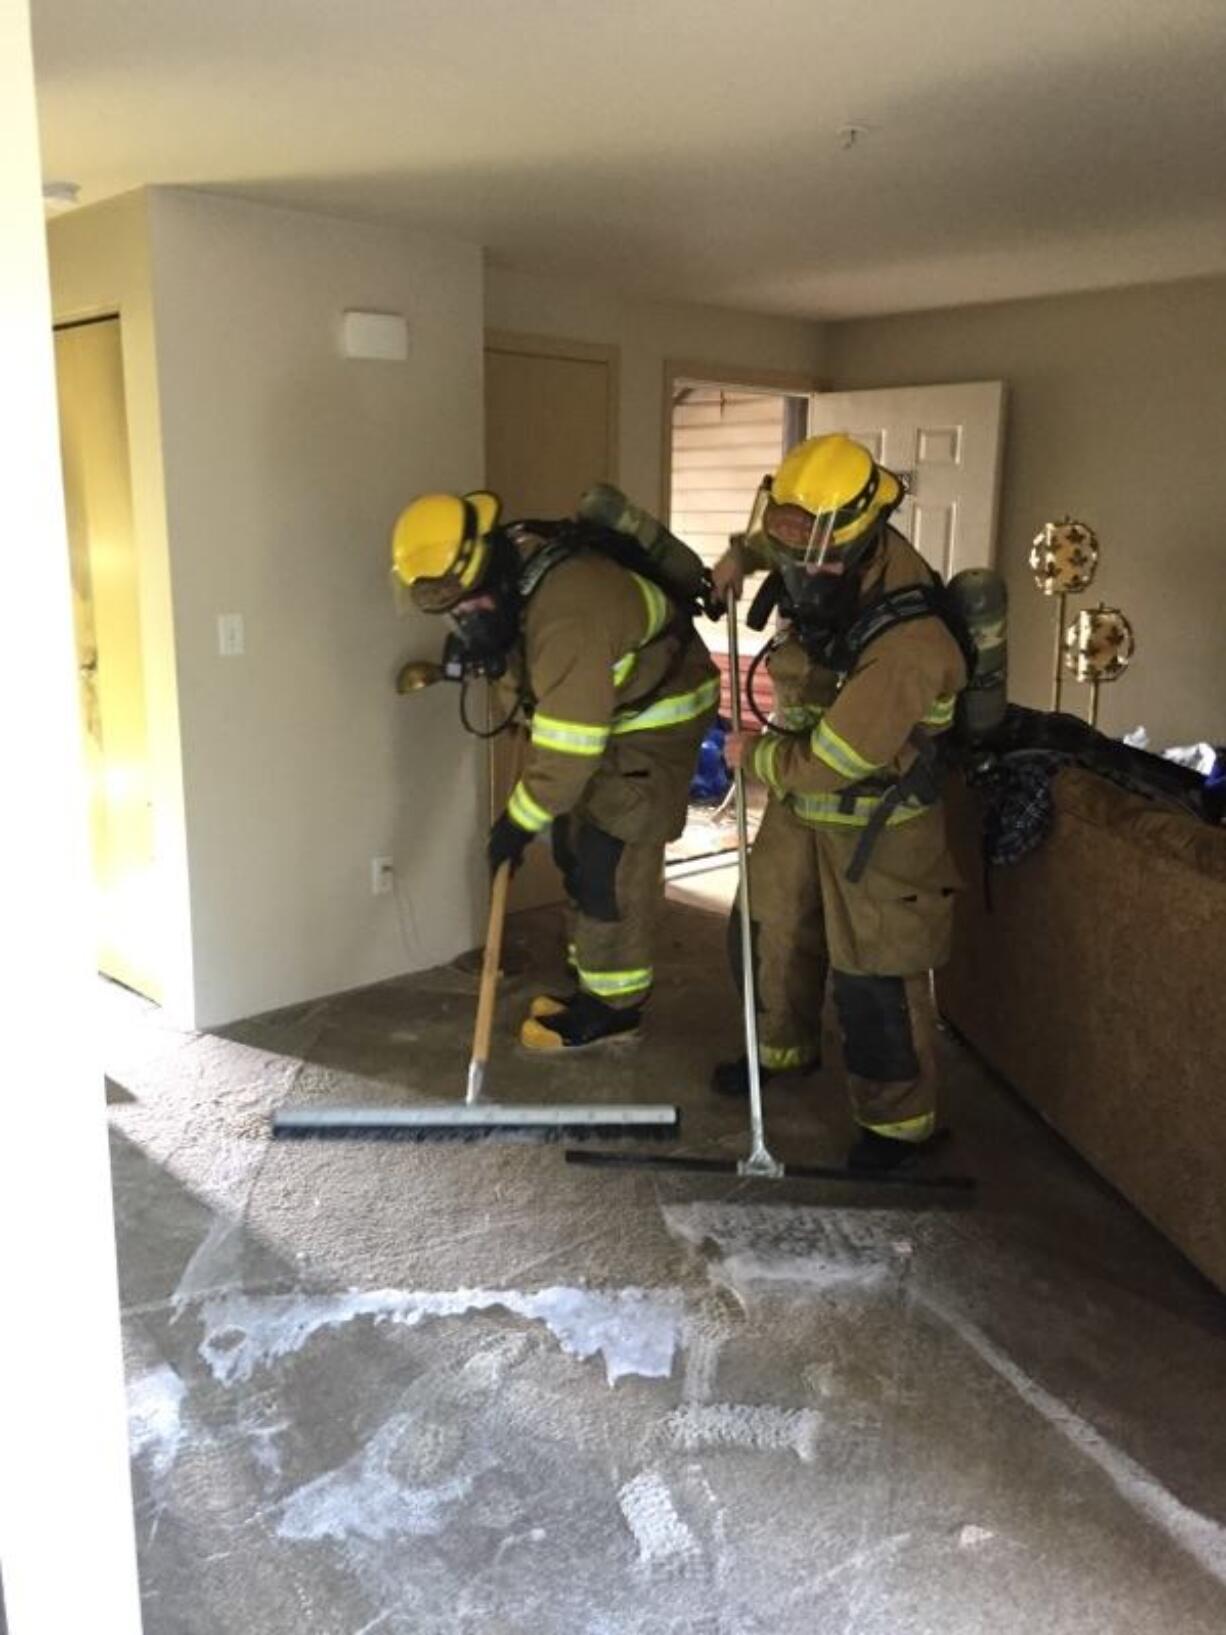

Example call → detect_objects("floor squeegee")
271 857 681 1144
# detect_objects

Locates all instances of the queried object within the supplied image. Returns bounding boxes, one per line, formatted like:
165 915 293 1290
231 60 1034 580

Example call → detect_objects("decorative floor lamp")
1029 518 1135 726
1062 604 1136 728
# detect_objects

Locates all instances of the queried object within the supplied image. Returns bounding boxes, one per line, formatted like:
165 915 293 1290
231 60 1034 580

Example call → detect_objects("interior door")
807 381 1006 574
484 333 618 909
55 318 159 1000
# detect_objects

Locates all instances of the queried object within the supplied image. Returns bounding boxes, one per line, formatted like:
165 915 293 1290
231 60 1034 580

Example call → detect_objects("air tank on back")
947 567 1008 742
576 482 708 605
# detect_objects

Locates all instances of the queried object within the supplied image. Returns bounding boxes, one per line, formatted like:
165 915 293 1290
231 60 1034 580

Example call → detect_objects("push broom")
272 858 681 1143
564 587 974 1193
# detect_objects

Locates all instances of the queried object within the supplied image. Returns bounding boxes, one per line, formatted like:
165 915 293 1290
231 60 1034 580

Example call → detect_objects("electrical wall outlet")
370 856 395 896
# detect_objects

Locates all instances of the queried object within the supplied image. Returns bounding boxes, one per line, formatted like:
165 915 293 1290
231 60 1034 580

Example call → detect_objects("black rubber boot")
708 1054 819 1099
847 1128 942 1173
520 991 645 1052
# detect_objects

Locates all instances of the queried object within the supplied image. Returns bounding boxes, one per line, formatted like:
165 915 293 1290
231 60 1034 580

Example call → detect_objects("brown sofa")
939 766 1226 1291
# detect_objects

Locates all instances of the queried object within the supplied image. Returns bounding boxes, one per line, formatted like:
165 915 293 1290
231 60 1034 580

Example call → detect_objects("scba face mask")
444 599 519 679
777 561 865 664
441 531 523 679
761 503 879 656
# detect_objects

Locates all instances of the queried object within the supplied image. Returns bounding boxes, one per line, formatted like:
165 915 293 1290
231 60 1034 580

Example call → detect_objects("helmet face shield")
737 439 905 661
766 435 904 559
409 569 473 615
763 501 839 571
756 491 876 645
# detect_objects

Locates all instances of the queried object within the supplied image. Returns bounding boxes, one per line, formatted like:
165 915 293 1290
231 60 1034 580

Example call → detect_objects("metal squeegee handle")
726 591 783 1178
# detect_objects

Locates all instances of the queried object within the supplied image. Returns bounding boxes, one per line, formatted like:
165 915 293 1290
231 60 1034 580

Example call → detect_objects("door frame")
55 311 162 1001
659 357 822 518
484 329 621 487
481 329 622 908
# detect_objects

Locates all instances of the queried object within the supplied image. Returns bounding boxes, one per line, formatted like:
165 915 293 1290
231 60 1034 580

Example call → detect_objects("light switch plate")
218 614 245 656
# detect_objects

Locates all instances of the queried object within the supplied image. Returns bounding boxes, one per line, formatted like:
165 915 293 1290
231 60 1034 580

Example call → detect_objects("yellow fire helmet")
766 434 902 566
391 490 502 612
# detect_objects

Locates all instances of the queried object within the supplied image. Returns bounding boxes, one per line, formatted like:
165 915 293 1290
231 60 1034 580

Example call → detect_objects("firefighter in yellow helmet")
392 489 719 1050
712 434 969 1171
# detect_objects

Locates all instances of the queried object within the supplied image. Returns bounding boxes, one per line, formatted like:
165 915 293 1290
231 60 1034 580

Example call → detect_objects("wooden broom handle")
471 861 511 1070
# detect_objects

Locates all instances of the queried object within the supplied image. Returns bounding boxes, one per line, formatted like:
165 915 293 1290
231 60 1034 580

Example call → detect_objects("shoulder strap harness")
512 520 698 721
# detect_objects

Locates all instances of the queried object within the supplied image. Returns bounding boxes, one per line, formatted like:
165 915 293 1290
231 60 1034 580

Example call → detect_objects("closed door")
484 334 618 909
485 342 616 518
55 318 159 1000
807 381 1006 574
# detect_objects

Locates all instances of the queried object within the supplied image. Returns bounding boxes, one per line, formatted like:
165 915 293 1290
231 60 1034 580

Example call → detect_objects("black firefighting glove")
487 810 534 877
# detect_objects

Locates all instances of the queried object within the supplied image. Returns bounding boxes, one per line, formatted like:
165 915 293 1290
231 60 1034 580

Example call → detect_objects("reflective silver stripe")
531 713 610 757
611 674 720 735
507 779 552 832
810 719 881 780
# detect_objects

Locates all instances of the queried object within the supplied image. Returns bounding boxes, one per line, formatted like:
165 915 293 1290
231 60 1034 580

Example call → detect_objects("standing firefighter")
392 490 719 1051
714 434 970 1171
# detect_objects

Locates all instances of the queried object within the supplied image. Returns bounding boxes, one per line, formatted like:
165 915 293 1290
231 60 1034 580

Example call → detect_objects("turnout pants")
552 714 712 1010
743 795 960 1138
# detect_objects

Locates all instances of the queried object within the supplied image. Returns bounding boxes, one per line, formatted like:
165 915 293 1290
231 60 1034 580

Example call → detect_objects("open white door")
808 382 1006 574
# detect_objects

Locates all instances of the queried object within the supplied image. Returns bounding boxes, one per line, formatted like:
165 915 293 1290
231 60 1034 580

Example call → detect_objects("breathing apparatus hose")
459 676 524 740
743 635 808 737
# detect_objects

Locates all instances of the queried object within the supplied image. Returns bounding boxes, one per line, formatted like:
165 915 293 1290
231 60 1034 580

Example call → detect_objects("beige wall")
148 190 486 1027
48 193 195 1020
826 276 1226 748
485 267 825 516
52 188 487 1028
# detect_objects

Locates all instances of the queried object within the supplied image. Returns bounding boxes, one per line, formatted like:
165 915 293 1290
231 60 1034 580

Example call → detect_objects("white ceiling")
30 0 1226 319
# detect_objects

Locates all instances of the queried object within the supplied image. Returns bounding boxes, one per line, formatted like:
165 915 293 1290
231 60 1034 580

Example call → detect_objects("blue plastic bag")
689 719 732 804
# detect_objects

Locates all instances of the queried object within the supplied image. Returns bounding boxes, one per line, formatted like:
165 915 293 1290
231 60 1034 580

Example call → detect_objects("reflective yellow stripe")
752 734 784 798
611 674 720 735
811 719 882 780
612 651 638 688
531 713 610 757
790 791 929 829
507 780 552 833
760 1040 818 1071
630 572 670 641
611 575 671 691
860 1113 936 1143
920 693 956 729
775 703 825 731
576 964 653 999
